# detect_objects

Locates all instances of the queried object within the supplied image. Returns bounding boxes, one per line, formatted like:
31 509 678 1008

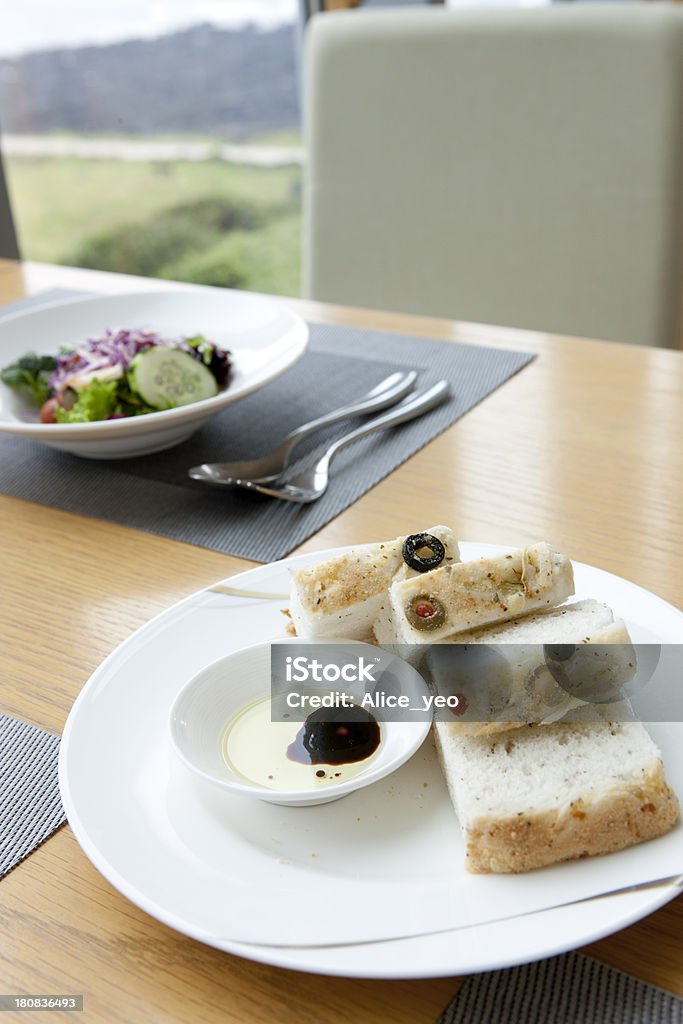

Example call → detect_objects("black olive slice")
402 533 446 572
405 594 447 631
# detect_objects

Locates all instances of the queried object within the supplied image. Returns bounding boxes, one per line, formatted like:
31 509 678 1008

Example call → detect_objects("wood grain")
1 259 682 1019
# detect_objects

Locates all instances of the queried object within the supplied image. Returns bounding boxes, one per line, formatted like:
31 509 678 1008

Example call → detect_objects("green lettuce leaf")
0 352 57 406
54 378 120 423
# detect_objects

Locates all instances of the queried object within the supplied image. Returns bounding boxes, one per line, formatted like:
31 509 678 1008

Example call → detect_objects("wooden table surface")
1 258 682 1022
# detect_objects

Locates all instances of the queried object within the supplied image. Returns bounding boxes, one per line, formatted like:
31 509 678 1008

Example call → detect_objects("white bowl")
168 641 432 807
0 288 308 458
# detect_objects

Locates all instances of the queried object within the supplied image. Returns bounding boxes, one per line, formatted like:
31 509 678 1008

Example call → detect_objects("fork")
219 380 450 503
188 370 417 486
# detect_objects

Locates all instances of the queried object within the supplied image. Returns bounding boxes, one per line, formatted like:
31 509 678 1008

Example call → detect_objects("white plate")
0 289 308 458
59 543 683 977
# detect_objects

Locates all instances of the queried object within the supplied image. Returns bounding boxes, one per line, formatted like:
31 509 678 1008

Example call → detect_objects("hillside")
0 22 299 136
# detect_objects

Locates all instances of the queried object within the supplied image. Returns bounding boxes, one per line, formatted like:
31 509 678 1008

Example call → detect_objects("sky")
0 0 299 58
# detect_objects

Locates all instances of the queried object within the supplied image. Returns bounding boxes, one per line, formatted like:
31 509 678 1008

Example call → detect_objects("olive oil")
222 695 381 792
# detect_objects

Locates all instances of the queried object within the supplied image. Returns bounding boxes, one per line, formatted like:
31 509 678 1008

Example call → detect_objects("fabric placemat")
0 290 534 562
438 951 683 1024
0 713 65 878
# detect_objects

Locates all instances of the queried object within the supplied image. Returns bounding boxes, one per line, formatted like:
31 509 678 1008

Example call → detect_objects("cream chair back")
304 6 683 347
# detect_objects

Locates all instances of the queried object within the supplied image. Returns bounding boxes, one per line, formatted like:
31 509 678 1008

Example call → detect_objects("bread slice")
425 599 635 736
433 720 679 873
288 525 459 640
375 543 574 646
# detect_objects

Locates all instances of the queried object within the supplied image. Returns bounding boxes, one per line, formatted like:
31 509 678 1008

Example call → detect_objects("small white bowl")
0 289 308 459
168 641 432 807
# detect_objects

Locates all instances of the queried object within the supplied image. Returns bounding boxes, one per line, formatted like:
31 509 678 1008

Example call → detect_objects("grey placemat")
0 713 65 878
0 290 534 562
438 951 683 1024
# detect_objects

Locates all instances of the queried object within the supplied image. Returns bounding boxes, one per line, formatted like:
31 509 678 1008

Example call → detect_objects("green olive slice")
405 594 447 631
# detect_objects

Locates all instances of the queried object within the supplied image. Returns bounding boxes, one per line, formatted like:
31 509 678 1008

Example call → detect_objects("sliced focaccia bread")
425 599 635 736
375 542 574 646
288 526 459 640
433 719 679 873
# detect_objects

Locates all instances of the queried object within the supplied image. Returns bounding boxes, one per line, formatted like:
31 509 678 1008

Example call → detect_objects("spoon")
217 380 450 503
189 370 417 485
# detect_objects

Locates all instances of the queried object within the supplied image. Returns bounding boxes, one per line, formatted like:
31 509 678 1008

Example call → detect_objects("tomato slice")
39 398 60 424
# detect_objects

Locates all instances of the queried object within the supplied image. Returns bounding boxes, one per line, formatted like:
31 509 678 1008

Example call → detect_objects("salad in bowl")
1 327 232 424
0 289 309 459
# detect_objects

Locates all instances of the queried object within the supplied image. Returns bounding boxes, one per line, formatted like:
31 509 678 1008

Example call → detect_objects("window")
0 1 302 296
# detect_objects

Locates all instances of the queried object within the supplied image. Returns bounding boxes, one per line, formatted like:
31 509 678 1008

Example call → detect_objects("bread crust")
465 763 679 873
291 547 402 618
290 527 459 624
390 544 575 642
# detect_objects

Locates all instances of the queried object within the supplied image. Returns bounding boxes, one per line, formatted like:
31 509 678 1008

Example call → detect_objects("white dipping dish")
0 288 308 458
168 640 432 807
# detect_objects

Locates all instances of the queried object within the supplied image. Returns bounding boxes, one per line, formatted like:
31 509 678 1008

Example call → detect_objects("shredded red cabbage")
49 328 228 393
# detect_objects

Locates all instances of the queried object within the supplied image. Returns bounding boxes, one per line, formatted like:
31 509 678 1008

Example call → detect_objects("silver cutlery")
188 370 417 486
215 379 450 503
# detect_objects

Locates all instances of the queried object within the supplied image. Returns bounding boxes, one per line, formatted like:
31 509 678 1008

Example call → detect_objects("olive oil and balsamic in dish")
222 696 381 793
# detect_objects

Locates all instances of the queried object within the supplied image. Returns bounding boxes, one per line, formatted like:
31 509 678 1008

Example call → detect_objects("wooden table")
1 258 682 1022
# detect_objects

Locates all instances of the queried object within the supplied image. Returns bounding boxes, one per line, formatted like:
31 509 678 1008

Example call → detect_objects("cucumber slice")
128 347 218 410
